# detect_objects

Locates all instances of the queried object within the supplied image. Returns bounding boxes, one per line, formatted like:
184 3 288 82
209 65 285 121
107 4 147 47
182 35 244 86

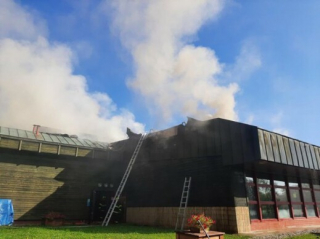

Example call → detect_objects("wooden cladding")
41 144 59 154
0 154 112 221
0 136 100 158
21 141 39 152
60 146 76 156
77 148 92 157
258 129 320 170
0 138 20 149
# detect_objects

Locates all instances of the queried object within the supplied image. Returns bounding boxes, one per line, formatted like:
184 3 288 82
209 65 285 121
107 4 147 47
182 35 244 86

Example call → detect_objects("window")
278 205 290 218
258 187 273 201
314 191 320 202
292 205 304 217
274 180 286 186
261 205 276 219
245 174 320 221
288 180 305 217
246 176 259 220
289 189 302 202
275 188 288 202
274 179 291 219
306 205 316 217
246 175 276 220
246 176 254 183
249 204 259 219
247 185 257 201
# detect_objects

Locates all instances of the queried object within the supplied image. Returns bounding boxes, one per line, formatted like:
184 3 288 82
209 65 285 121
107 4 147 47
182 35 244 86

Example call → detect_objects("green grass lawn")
0 224 250 239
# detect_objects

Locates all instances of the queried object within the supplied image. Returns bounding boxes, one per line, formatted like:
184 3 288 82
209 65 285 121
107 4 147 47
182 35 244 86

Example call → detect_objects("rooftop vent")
32 125 41 136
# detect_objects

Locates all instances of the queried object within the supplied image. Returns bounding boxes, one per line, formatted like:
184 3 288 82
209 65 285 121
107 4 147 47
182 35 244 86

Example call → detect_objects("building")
1 118 320 232
0 125 122 222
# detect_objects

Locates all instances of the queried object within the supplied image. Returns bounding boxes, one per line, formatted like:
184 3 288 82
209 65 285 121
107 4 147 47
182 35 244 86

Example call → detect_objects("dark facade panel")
205 123 215 156
212 120 221 155
190 130 199 158
197 128 207 156
217 119 260 165
220 120 233 165
241 124 258 163
230 121 244 164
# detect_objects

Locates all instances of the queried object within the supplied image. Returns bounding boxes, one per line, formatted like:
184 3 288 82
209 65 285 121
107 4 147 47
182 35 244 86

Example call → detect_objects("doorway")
89 190 126 223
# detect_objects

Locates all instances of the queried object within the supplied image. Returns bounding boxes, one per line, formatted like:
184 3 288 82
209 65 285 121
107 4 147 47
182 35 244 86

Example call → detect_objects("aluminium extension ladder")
175 177 192 231
101 133 147 226
198 220 210 239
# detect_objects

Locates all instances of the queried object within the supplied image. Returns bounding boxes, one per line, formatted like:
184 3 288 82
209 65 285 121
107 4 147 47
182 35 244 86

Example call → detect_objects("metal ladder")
175 177 191 231
102 133 147 226
198 220 210 239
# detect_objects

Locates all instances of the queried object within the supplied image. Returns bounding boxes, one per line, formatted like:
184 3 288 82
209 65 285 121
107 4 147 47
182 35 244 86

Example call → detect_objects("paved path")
240 226 320 238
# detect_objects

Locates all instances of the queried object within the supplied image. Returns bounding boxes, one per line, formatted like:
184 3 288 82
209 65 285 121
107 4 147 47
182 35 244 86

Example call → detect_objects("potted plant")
187 213 215 233
44 212 66 226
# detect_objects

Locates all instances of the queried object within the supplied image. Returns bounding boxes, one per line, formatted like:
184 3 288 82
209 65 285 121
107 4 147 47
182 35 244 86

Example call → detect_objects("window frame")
245 173 320 222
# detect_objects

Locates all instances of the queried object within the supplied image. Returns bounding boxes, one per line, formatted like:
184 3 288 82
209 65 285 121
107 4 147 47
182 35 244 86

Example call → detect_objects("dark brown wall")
135 118 260 165
106 118 251 208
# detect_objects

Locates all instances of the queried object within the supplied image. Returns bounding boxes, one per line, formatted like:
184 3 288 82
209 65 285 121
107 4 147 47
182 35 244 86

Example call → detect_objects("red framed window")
274 179 291 219
246 174 320 221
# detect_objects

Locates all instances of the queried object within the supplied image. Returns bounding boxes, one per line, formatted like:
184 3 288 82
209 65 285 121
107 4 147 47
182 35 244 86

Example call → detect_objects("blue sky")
0 0 319 145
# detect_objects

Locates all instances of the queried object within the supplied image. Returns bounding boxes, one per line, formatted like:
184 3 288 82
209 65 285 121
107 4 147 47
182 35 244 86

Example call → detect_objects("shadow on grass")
311 232 320 236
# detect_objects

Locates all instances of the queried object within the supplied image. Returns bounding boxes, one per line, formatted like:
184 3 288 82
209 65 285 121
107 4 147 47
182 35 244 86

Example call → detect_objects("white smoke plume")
109 0 239 121
0 0 144 142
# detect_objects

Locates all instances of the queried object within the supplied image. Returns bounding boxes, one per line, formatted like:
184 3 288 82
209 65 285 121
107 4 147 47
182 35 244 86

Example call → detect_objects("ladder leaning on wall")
175 177 192 231
101 133 147 226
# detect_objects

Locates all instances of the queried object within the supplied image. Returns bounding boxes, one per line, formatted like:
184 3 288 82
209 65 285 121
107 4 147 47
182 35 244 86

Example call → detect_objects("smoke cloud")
109 0 239 121
0 0 144 142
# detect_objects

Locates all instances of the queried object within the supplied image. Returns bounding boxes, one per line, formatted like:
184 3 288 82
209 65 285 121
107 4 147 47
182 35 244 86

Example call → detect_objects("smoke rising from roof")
110 0 239 121
0 0 144 142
